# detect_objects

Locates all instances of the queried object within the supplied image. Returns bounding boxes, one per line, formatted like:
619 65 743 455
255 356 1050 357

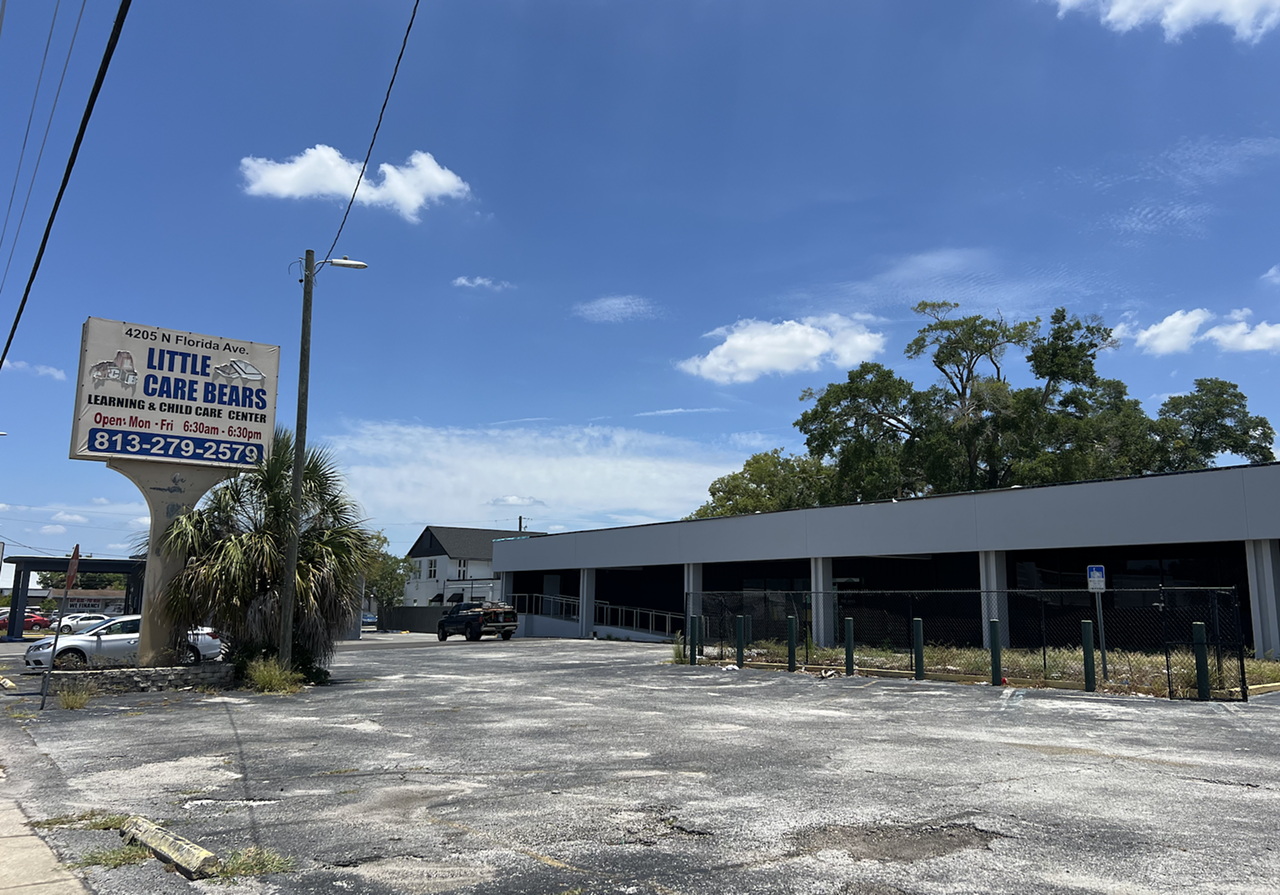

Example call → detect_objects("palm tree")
161 428 377 671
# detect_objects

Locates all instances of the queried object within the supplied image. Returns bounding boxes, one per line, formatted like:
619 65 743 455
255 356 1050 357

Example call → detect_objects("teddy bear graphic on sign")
88 350 138 392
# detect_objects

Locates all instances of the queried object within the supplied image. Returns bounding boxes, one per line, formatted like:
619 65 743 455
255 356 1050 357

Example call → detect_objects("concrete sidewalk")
0 800 86 894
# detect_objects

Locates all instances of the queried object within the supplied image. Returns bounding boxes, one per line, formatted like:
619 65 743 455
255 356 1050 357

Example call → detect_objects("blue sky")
3 0 1280 575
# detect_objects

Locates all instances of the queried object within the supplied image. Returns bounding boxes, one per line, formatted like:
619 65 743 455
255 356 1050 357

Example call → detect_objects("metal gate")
1161 587 1248 702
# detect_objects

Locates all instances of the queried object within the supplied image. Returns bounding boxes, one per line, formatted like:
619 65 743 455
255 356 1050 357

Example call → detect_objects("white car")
23 615 222 669
57 613 113 634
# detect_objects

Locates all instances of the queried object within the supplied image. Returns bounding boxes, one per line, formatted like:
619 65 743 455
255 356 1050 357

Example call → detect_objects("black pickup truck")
437 601 518 641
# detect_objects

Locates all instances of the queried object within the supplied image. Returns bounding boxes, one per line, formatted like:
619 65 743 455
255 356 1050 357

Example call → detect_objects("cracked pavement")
1 638 1278 894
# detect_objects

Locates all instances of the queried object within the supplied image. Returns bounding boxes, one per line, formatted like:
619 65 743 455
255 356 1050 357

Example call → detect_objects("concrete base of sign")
107 459 229 666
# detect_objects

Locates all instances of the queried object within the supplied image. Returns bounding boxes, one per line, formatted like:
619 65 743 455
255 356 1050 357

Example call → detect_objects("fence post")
1193 621 1211 701
735 615 744 668
844 617 854 677
913 617 924 681
989 619 1002 687
698 616 706 658
745 613 752 646
787 615 797 672
688 617 698 666
1082 619 1096 693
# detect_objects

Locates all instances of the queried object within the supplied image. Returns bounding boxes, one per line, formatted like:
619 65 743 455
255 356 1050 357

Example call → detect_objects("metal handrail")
510 593 579 621
592 600 683 636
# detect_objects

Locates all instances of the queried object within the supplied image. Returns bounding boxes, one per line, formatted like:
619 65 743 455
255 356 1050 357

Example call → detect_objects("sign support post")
1087 564 1108 681
40 545 79 710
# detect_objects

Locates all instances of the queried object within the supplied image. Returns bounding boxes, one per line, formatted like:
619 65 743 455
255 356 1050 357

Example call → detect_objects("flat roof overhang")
493 463 1280 572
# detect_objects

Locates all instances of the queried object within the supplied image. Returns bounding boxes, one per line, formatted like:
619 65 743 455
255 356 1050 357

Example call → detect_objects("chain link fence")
688 587 1249 700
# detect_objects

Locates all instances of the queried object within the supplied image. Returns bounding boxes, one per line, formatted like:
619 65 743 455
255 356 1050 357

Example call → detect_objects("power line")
0 0 62 260
0 0 131 374
0 0 87 298
319 0 420 273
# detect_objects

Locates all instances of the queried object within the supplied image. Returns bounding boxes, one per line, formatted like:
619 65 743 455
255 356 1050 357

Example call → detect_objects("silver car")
57 613 113 634
23 615 221 669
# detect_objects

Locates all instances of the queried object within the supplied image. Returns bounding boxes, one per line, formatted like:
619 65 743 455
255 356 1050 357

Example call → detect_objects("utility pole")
279 249 315 669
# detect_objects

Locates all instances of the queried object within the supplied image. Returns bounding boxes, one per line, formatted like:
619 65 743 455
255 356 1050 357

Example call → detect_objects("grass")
31 810 129 830
671 632 687 664
702 639 1260 697
216 846 296 878
6 703 37 720
71 844 151 869
56 678 99 710
244 657 304 694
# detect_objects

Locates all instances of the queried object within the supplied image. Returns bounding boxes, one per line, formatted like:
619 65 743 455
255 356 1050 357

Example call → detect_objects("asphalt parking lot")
1 637 1279 894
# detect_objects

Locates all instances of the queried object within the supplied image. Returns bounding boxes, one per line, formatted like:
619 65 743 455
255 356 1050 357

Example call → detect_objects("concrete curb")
119 816 219 879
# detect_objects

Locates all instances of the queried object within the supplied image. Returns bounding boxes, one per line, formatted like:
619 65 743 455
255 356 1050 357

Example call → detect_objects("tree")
693 305 1274 518
364 531 414 611
1157 378 1276 470
36 571 127 590
686 449 834 519
161 428 378 675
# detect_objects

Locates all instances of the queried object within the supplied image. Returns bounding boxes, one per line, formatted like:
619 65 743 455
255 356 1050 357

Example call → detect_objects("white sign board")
70 317 279 468
1087 565 1106 592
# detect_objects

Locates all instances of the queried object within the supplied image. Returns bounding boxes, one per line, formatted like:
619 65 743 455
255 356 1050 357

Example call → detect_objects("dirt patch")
788 821 999 863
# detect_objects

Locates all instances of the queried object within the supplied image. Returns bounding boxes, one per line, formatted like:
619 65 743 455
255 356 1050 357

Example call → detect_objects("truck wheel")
501 631 513 640
466 623 481 642
437 627 448 641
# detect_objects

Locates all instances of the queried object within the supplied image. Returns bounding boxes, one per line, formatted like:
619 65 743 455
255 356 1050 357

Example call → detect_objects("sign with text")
70 317 279 467
1087 565 1106 592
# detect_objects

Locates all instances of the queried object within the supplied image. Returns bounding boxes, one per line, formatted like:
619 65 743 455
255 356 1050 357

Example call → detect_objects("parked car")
361 612 377 626
0 611 51 631
23 615 221 669
437 601 518 641
57 613 113 634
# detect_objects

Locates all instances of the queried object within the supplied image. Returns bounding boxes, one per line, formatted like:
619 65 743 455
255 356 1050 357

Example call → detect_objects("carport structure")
2 554 144 641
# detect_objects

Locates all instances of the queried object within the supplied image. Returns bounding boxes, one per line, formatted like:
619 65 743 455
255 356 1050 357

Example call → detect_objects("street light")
278 249 367 669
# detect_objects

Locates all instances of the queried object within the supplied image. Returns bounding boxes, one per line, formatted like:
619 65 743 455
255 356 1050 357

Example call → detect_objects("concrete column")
1246 539 1280 660
108 459 228 665
684 563 703 636
810 557 835 648
500 571 515 604
579 568 596 639
979 550 1009 649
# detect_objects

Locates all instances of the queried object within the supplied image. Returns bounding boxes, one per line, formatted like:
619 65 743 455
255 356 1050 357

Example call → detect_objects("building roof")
407 526 541 561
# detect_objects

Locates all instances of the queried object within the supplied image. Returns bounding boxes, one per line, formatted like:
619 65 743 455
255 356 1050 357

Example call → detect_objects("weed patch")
72 844 151 869
244 657 304 695
56 678 98 710
217 846 296 878
31 809 129 831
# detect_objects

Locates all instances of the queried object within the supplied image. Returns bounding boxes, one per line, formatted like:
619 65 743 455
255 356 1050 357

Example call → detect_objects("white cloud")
488 495 547 507
1132 308 1214 354
40 524 66 535
51 512 87 524
1 359 66 380
1262 265 1280 285
634 408 728 417
678 314 885 384
815 248 1110 316
1108 201 1212 236
0 503 9 512
91 497 110 505
106 543 130 551
328 422 744 540
129 516 151 529
240 144 469 223
573 296 658 324
1052 0 1280 41
1203 309 1280 351
453 276 513 291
